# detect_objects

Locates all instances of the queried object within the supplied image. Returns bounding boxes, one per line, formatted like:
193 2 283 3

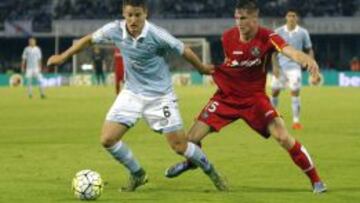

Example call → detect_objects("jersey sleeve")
303 29 312 49
156 27 184 55
269 32 288 52
92 21 117 44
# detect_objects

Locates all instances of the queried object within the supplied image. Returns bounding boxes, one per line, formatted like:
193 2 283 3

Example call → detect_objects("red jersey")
213 26 287 99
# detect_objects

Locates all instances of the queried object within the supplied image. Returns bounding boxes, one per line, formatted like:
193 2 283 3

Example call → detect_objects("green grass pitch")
0 86 359 203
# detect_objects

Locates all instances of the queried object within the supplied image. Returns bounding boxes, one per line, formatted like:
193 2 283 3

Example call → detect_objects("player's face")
29 38 36 46
123 5 147 37
286 12 298 27
234 9 258 35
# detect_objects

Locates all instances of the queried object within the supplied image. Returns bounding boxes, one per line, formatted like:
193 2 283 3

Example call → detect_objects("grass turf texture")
0 86 359 203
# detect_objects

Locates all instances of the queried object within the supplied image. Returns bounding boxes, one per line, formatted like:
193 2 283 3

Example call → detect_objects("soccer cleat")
120 169 148 192
205 165 229 191
292 122 303 130
165 160 198 178
313 181 327 194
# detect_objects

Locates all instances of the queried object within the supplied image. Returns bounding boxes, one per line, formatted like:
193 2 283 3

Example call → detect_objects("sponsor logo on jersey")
233 51 244 55
230 58 262 68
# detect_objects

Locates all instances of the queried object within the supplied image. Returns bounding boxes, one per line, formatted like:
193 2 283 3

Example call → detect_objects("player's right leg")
165 121 211 178
102 90 147 192
36 72 46 99
101 122 147 192
165 128 228 191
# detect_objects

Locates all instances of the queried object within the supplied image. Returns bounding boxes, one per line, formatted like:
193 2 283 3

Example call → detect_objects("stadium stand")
0 0 359 21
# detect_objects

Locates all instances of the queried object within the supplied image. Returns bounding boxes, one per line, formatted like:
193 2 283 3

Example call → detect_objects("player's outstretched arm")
47 34 93 66
281 46 319 77
182 46 214 75
271 52 280 78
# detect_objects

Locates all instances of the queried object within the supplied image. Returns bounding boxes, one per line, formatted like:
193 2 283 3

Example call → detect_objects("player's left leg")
268 117 326 193
270 73 285 108
288 69 302 129
290 90 302 129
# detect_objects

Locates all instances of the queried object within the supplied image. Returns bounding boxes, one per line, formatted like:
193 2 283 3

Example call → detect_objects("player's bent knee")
170 140 188 155
100 133 118 148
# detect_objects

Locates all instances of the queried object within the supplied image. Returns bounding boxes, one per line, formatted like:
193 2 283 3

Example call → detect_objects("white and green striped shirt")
92 20 184 96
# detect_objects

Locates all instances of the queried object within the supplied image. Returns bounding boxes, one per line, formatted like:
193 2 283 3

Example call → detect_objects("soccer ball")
72 169 104 200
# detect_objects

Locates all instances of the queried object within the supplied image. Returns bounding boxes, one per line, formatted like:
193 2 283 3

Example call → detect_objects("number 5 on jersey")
207 101 219 113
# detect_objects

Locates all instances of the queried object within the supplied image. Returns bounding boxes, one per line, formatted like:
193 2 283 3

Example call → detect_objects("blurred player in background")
271 9 315 130
47 0 227 192
113 48 124 94
21 37 46 99
92 46 106 86
166 0 326 194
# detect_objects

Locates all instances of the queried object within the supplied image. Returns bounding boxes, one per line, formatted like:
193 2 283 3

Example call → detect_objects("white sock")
184 142 211 172
106 141 141 174
291 96 301 123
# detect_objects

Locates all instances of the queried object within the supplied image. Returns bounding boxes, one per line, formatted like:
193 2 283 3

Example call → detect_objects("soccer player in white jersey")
21 37 46 99
47 0 227 192
270 9 315 130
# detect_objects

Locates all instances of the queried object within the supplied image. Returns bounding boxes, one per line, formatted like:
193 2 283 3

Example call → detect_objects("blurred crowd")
0 0 359 22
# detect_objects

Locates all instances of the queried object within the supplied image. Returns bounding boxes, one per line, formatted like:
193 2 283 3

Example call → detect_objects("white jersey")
22 46 42 70
92 20 184 97
276 25 312 71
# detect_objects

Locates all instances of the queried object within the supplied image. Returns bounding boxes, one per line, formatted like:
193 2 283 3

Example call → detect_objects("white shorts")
26 69 43 80
271 68 302 91
106 89 183 133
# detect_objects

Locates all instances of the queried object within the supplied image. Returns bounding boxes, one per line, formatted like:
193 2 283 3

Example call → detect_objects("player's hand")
302 56 319 77
47 54 66 66
199 64 215 75
310 73 321 86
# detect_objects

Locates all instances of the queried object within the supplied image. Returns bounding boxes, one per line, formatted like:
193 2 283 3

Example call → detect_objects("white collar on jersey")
121 20 150 41
284 25 299 33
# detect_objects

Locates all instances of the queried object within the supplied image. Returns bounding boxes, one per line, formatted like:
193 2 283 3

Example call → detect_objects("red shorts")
198 92 278 138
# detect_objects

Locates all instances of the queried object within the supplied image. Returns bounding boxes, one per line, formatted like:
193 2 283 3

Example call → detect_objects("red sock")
288 141 321 184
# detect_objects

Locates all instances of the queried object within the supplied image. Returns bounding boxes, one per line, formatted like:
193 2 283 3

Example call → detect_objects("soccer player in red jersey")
113 48 124 94
165 0 326 194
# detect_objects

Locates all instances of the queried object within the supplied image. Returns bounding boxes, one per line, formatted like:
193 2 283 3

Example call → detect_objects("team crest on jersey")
251 47 261 57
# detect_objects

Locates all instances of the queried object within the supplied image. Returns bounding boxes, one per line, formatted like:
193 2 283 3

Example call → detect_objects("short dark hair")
123 0 147 8
286 8 299 16
236 0 258 11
